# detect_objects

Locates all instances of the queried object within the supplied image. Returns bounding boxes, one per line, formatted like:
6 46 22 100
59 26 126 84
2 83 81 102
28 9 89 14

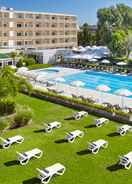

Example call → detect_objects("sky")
0 0 132 24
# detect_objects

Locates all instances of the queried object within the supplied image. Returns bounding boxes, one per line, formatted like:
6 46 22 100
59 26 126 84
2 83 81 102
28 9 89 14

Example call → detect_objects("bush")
11 105 32 128
0 97 16 116
0 117 10 133
16 57 36 67
28 63 53 70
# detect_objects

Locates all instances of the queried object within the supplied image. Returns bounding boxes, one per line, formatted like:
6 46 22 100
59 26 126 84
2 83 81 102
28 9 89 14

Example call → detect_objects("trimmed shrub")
11 105 32 129
28 63 53 70
0 97 16 116
16 57 36 67
0 117 10 133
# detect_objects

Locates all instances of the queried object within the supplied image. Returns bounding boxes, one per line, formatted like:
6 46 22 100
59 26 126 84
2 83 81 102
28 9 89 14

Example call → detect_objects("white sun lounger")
37 163 65 184
119 152 132 169
65 130 84 143
117 125 132 136
0 135 24 149
88 139 108 154
17 148 43 165
44 121 61 133
73 111 88 120
95 118 109 127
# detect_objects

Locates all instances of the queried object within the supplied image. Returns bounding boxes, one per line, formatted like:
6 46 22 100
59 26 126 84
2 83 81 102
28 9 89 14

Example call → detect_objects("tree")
78 23 97 46
108 30 127 57
0 66 32 98
126 31 132 58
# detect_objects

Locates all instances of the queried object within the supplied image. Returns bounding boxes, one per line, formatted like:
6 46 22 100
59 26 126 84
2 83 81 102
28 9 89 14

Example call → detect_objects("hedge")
28 64 53 70
0 98 16 116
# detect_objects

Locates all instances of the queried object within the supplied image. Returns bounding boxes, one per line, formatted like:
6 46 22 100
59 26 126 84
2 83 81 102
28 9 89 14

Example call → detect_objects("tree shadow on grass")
4 160 19 167
77 149 91 156
23 177 41 184
107 132 119 137
54 139 67 144
84 124 96 129
107 163 123 172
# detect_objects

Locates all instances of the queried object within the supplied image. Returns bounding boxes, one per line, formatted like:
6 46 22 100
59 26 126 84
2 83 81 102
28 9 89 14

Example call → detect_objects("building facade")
0 7 78 49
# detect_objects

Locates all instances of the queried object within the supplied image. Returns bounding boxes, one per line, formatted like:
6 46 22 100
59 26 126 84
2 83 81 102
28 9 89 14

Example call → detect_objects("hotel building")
0 7 78 49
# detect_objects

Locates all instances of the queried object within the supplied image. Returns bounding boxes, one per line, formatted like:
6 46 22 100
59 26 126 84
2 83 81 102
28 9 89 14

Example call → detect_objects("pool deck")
29 67 132 108
33 82 132 108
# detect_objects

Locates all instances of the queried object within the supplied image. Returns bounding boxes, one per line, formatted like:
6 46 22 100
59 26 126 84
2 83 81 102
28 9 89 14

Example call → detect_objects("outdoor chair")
73 111 88 120
44 121 61 133
0 135 24 149
119 152 132 169
65 130 84 143
88 139 108 154
95 118 109 127
17 148 43 165
117 125 132 136
37 163 66 184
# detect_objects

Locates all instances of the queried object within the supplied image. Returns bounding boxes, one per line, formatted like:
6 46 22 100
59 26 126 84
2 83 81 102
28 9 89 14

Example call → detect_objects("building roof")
0 7 77 17
0 53 10 59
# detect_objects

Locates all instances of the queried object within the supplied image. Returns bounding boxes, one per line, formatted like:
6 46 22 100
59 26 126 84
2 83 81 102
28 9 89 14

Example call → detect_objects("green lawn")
0 94 132 184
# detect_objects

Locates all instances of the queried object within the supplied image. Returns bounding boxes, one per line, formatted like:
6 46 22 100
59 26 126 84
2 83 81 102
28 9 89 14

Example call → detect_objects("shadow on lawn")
23 177 41 184
4 160 19 167
64 116 74 121
107 163 123 172
84 124 96 129
0 145 3 149
77 149 91 156
54 139 67 144
107 132 119 137
34 129 45 133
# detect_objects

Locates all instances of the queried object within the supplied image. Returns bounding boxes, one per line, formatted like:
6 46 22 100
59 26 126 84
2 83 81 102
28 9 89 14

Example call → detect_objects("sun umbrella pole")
121 96 124 109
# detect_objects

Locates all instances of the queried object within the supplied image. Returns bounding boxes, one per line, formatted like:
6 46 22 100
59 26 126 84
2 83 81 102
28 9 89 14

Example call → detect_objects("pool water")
34 67 60 74
62 71 132 98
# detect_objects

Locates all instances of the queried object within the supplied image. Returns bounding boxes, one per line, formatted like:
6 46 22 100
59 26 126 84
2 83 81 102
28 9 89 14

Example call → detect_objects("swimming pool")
34 67 60 74
61 71 132 98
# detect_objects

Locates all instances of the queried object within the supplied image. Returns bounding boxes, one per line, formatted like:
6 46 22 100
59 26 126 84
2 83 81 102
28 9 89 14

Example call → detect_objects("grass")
0 93 132 184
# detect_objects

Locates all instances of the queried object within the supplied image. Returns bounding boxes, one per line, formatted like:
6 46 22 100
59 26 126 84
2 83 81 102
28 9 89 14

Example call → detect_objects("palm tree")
0 66 32 98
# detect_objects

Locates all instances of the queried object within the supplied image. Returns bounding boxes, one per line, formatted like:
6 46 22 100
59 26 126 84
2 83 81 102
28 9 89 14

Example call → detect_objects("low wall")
25 91 132 124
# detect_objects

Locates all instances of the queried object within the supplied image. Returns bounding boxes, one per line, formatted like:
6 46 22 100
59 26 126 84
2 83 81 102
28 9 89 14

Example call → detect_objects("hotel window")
36 15 41 19
25 32 33 36
51 24 57 28
3 32 8 37
3 23 7 27
17 24 22 28
25 14 33 19
52 39 57 44
17 14 24 18
36 40 41 44
36 32 41 36
17 41 23 46
17 32 24 36
4 13 9 18
36 24 41 28
52 31 57 36
3 42 8 46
